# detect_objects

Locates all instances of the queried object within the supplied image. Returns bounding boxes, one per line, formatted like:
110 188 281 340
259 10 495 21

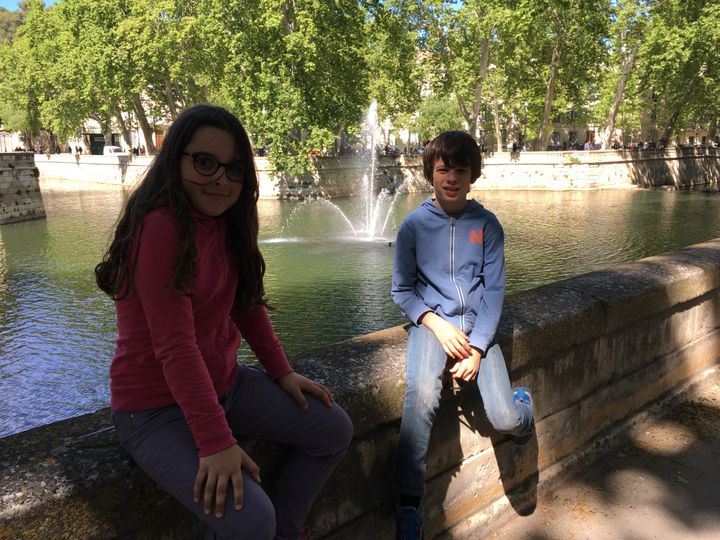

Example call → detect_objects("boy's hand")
449 347 482 381
421 312 471 360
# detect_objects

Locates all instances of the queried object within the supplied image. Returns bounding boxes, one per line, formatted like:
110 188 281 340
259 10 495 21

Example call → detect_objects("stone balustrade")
2 239 719 539
29 147 720 198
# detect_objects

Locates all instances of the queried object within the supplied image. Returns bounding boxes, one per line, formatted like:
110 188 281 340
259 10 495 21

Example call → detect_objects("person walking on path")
391 131 535 539
95 104 352 540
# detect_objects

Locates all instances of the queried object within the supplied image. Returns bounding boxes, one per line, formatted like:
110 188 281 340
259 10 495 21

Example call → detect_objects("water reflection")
1 183 720 436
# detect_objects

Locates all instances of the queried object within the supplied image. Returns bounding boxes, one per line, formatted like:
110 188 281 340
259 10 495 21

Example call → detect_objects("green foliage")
364 0 422 123
0 0 54 134
500 0 611 147
635 0 720 141
0 0 718 166
216 0 370 173
411 93 465 142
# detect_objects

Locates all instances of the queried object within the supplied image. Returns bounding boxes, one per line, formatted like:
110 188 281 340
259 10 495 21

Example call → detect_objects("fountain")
280 100 400 242
357 100 400 239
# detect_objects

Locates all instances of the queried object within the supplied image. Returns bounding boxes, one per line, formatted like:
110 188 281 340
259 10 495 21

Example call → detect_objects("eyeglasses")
182 152 244 183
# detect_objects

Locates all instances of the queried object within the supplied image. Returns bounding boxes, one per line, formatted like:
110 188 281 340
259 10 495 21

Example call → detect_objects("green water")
1 183 719 436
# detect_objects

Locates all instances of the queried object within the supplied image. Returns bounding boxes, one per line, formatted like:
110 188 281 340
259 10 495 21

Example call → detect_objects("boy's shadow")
425 370 539 534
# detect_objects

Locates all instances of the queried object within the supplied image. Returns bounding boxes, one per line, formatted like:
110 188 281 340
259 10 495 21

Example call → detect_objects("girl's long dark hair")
95 104 266 309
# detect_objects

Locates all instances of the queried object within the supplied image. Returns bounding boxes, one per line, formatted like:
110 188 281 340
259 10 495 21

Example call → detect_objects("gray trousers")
112 366 353 540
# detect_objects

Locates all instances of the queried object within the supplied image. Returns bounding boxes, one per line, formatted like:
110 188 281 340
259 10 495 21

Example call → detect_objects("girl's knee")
328 403 353 453
211 487 276 540
305 402 353 461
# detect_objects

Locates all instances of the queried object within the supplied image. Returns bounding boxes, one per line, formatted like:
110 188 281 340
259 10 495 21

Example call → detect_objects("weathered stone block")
0 153 45 224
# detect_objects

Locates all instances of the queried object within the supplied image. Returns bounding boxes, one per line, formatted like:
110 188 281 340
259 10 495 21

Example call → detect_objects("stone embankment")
2 238 719 539
0 153 45 224
31 147 720 197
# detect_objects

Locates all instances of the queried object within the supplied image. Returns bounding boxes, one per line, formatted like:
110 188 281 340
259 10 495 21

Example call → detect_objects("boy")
391 131 534 539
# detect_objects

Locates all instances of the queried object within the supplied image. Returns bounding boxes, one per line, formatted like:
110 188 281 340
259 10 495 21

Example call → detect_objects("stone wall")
32 147 720 198
234 147 720 197
0 153 45 224
475 147 720 190
2 239 719 539
33 153 152 186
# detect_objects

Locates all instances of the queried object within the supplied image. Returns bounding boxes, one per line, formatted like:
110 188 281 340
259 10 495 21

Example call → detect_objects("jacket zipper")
450 218 466 331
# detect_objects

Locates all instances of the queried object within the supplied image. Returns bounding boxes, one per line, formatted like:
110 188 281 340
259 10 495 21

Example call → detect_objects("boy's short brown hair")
422 131 482 184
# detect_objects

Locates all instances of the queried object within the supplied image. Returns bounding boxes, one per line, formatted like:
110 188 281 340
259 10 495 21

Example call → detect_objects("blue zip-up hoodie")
391 198 506 354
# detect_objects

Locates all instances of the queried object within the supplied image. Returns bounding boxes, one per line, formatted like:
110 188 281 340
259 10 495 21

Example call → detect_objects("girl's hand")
449 347 482 381
277 372 334 409
420 312 471 360
194 444 260 518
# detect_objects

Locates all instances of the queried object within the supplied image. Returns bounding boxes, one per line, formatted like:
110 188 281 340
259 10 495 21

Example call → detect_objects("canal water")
1 183 720 437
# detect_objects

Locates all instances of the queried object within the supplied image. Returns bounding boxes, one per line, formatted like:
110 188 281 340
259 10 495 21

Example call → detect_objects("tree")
216 0 369 173
411 92 466 143
410 0 512 140
502 0 610 150
597 0 649 147
0 0 56 147
112 0 225 153
363 0 423 142
38 0 128 147
635 0 720 144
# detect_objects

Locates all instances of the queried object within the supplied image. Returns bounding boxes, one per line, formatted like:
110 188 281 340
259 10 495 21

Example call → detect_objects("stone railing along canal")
28 146 720 197
1 239 719 539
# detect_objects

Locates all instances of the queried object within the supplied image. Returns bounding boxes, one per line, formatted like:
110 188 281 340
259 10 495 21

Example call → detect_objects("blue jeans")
395 324 534 497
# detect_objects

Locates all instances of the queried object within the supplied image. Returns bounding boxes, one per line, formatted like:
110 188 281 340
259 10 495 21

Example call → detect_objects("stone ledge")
2 239 720 539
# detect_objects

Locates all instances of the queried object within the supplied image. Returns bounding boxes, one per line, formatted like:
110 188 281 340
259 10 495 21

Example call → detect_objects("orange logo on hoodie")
470 229 483 245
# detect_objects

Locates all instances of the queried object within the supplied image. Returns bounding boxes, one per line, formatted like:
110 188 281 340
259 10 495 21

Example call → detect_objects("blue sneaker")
513 386 532 408
511 387 534 445
395 505 423 540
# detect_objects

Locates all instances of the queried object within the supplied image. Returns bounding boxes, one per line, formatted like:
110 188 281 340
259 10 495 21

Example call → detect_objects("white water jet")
282 100 399 242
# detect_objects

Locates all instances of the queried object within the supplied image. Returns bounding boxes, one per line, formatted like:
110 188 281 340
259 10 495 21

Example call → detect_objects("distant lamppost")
522 101 528 150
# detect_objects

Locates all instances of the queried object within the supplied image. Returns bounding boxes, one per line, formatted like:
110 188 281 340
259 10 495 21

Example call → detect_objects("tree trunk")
335 123 345 155
91 114 113 149
536 43 561 151
188 77 203 104
165 78 178 120
281 1 297 34
603 45 637 148
173 81 187 109
20 130 32 150
113 103 132 149
492 97 503 153
661 79 699 144
457 93 472 133
102 123 113 149
707 117 718 141
455 39 490 138
131 94 158 155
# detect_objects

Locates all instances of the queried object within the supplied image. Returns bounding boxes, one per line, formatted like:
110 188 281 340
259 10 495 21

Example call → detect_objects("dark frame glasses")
182 152 244 183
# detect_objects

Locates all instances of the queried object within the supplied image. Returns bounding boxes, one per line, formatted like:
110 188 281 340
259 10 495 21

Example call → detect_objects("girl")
96 104 352 540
